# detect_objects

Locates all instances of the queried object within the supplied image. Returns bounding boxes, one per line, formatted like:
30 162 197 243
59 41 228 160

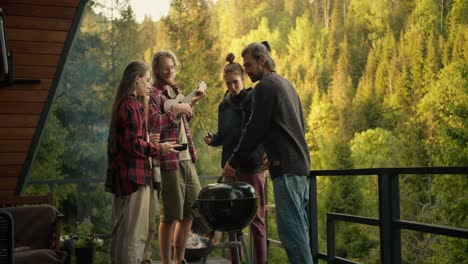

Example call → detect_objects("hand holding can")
149 132 160 144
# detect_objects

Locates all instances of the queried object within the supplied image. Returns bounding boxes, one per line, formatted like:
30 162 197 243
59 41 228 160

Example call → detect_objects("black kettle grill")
193 181 258 264
196 181 259 232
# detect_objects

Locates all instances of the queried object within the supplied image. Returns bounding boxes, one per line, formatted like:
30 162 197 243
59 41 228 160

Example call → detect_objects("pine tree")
422 32 440 93
328 36 354 138
374 30 396 110
327 0 345 66
138 17 157 63
352 49 380 131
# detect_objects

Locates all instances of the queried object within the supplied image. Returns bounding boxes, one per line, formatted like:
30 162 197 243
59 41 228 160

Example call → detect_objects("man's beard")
156 74 176 86
248 70 264 82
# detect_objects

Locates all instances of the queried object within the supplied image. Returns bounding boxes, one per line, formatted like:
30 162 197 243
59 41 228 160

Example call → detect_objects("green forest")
25 0 467 263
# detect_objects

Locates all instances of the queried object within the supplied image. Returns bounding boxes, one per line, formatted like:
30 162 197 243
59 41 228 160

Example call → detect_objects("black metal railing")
309 166 468 264
27 178 103 221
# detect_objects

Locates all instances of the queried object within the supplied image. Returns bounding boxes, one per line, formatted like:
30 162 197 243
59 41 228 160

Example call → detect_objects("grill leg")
239 234 251 264
201 231 215 264
232 233 241 264
230 231 251 264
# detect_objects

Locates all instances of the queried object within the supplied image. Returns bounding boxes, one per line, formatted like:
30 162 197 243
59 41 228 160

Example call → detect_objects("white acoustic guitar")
163 81 207 113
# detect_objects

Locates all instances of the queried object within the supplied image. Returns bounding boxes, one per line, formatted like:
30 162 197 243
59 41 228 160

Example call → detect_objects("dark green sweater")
229 73 310 178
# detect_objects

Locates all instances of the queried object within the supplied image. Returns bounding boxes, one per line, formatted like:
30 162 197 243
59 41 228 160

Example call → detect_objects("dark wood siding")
0 0 84 195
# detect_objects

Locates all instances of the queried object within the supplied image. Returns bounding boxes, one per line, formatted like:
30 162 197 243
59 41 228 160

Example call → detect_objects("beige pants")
109 186 156 264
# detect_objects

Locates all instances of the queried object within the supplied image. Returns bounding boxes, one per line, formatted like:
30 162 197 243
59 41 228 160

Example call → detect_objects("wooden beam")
14 54 61 67
0 166 22 178
0 190 15 196
7 28 68 43
0 115 40 128
14 65 57 79
0 102 45 114
0 178 18 190
0 140 32 152
0 153 27 165
0 90 49 102
0 79 52 91
0 0 79 8
0 128 36 140
6 16 72 31
0 3 77 19
8 41 64 55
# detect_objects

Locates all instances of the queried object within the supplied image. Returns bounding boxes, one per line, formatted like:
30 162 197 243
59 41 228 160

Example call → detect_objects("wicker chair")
0 209 14 264
0 193 67 264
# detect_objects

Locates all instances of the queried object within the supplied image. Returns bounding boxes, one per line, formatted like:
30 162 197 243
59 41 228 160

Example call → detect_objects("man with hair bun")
221 41 313 264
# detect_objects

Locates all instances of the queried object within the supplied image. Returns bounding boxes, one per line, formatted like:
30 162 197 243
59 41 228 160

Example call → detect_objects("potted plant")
61 217 103 264
59 234 74 264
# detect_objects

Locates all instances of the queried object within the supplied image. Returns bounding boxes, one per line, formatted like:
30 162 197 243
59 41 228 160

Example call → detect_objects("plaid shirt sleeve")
106 96 158 196
120 98 160 158
148 87 177 133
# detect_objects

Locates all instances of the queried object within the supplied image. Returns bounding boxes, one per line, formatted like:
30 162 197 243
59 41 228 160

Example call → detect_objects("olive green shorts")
159 160 201 221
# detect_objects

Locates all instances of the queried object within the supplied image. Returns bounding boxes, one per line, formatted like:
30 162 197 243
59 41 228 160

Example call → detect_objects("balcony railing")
308 166 468 264
28 166 468 263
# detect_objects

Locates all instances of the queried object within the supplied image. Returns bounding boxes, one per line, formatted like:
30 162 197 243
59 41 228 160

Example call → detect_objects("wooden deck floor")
152 258 230 264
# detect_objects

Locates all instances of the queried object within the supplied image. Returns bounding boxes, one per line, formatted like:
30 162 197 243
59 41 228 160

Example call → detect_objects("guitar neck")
163 83 207 113
179 90 198 104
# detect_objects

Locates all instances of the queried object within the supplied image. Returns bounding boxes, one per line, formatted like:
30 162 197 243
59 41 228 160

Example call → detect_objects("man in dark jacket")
221 41 313 264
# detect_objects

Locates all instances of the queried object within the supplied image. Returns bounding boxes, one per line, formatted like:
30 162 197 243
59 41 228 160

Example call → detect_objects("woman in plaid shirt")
106 61 179 264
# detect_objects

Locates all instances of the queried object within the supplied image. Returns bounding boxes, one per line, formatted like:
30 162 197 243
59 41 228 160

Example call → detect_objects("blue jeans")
272 175 313 264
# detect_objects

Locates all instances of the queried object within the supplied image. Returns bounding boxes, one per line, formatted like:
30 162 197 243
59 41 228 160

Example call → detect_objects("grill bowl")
184 245 214 262
196 181 258 232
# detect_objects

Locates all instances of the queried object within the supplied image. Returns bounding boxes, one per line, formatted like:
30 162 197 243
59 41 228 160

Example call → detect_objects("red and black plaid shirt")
148 83 197 170
106 95 160 196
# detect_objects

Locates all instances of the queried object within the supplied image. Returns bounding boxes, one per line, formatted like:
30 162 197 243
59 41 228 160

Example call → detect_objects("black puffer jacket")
209 88 265 173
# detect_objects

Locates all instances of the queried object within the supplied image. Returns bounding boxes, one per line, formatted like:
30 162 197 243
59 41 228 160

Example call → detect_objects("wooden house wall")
0 0 84 195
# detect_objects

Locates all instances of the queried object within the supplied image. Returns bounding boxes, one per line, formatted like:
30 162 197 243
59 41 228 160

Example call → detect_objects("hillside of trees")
25 0 467 263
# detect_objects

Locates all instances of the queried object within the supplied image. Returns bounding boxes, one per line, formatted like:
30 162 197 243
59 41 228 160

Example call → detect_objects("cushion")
5 205 58 249
15 249 67 264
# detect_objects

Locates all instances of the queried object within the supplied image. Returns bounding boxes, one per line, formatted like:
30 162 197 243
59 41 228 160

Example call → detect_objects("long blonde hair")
108 61 149 156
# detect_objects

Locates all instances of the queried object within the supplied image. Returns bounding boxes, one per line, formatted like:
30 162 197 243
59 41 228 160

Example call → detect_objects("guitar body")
164 94 187 113
163 81 207 113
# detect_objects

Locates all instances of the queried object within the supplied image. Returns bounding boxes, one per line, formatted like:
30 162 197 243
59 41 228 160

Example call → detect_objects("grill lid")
197 181 257 201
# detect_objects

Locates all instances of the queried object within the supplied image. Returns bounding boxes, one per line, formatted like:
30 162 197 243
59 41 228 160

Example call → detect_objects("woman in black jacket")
204 53 267 264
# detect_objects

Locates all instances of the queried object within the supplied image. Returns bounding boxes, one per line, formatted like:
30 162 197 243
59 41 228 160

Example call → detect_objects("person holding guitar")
148 50 205 264
203 53 267 264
